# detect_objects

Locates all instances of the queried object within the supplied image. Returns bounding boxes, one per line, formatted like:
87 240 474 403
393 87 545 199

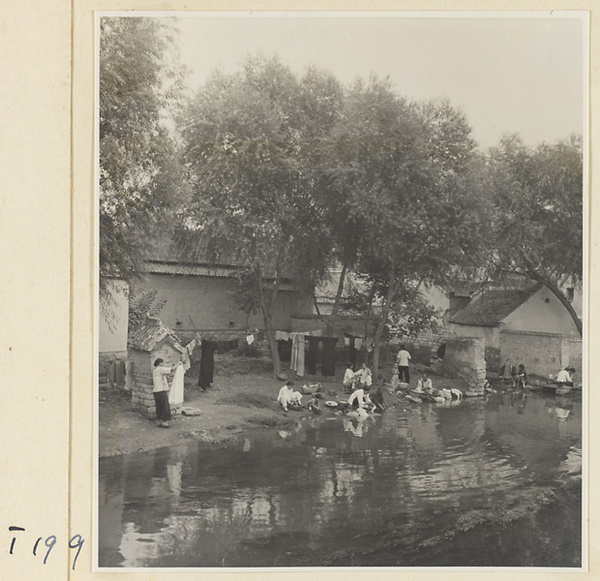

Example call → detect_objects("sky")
172 12 585 150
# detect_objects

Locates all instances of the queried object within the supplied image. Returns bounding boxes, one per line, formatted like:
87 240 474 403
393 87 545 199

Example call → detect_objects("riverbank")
99 352 483 457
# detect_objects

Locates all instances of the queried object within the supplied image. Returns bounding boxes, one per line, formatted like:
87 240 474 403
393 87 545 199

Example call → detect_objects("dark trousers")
154 391 171 422
398 366 410 383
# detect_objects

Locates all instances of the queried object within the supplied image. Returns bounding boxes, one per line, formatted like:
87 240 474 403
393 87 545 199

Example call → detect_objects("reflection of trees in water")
100 393 582 567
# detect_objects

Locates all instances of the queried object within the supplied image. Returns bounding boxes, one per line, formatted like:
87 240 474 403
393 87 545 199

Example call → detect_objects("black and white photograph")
97 11 586 570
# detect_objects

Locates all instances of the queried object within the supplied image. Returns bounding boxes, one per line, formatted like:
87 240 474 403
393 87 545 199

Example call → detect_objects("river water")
98 390 582 568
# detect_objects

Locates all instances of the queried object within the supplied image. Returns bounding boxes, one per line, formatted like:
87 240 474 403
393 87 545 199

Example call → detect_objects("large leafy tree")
487 134 583 335
179 57 340 377
330 85 492 377
99 17 186 297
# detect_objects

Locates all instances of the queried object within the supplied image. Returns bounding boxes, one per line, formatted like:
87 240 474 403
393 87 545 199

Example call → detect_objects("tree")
99 17 187 297
179 57 341 377
487 134 583 335
330 86 492 377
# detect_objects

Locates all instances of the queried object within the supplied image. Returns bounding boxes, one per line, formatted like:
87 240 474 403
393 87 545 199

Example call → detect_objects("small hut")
129 316 185 418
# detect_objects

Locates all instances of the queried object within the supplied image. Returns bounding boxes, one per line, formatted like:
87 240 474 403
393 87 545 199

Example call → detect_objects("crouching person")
307 392 322 413
348 385 375 413
277 381 295 412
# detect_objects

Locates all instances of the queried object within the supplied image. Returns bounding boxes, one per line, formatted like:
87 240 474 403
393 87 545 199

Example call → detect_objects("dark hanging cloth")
348 339 357 368
321 337 338 377
198 340 216 389
306 336 319 375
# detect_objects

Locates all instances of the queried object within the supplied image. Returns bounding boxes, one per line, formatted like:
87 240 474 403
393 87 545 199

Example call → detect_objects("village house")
447 282 582 377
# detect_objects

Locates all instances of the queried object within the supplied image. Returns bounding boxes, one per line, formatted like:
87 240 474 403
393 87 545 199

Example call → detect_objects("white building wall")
503 287 579 338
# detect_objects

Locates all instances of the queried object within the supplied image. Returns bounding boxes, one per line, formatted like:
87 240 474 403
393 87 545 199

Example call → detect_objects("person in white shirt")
415 374 433 394
347 386 375 412
277 381 295 411
396 345 412 384
343 363 356 393
153 358 175 428
355 363 372 387
555 367 573 386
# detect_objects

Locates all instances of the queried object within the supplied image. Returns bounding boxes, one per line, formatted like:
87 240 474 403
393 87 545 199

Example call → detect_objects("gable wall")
503 287 579 338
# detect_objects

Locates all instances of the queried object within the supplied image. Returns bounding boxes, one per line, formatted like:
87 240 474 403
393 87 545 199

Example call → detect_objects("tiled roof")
448 283 542 327
129 316 184 352
143 260 297 291
144 260 238 278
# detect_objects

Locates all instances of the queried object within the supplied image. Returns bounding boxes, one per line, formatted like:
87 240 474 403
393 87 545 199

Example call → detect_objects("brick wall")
562 337 583 375
499 330 564 377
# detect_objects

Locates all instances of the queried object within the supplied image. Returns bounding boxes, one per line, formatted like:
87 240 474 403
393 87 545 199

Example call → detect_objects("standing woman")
153 358 173 428
396 344 411 384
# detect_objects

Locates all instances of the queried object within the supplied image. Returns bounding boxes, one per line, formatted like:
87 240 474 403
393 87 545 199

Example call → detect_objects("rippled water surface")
99 391 582 568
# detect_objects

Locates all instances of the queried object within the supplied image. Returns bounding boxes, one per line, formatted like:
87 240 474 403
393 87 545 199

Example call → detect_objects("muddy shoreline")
99 354 475 458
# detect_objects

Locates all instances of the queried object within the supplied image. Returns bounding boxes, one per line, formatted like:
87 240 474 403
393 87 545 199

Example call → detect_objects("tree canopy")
179 57 343 375
487 134 583 334
99 17 186 290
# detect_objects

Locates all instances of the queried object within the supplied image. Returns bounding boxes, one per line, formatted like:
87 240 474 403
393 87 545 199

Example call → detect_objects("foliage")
327 85 492 375
127 285 166 334
179 56 344 375
487 134 583 334
99 17 188 293
383 287 442 341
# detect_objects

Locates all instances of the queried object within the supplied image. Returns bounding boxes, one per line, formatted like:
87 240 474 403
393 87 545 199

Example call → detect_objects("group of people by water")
500 358 577 389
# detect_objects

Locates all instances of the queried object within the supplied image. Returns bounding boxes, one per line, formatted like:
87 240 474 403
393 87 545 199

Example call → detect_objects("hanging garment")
291 333 299 374
169 362 185 405
290 333 305 377
198 340 216 389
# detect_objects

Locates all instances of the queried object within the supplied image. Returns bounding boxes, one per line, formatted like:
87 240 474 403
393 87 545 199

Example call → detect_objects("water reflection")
99 392 582 568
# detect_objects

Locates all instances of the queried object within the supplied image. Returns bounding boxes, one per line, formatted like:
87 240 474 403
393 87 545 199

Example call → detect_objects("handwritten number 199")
9 527 84 570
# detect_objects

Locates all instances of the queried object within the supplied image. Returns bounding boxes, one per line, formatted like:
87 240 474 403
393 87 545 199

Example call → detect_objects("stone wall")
408 328 456 355
441 337 487 394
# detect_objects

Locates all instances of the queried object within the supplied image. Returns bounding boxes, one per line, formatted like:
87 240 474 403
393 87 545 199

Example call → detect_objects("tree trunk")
253 261 282 378
363 286 376 367
262 309 281 378
371 265 398 380
327 263 348 337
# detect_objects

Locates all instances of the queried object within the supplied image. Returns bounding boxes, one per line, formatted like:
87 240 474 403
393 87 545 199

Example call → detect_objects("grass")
216 391 275 409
